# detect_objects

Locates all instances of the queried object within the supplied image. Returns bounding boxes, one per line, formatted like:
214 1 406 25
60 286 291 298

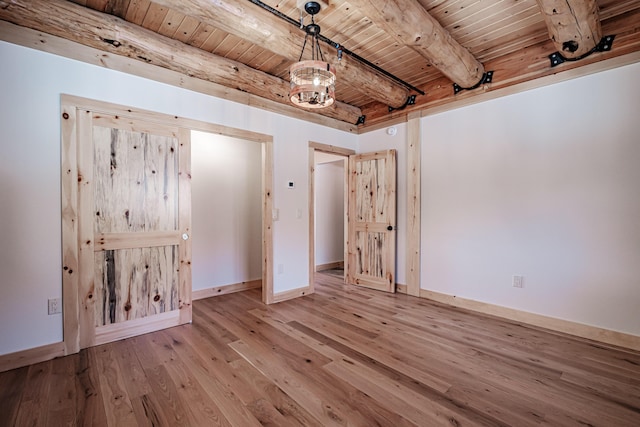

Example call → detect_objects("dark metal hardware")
388 95 417 113
453 71 494 94
549 35 615 67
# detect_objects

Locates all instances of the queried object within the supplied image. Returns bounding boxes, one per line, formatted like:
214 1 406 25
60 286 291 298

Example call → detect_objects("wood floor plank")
230 339 416 427
163 324 259 406
111 338 153 399
284 310 454 394
560 369 640 409
392 307 637 400
47 354 78 426
228 357 323 427
13 361 52 427
75 348 109 426
325 357 496 427
210 297 334 369
138 363 195 425
227 338 339 425
130 393 171 427
216 303 419 426
244 397 300 427
248 308 346 361
444 382 551 426
287 318 520 427
93 343 138 426
153 332 225 423
2 271 639 426
300 292 578 403
156 329 257 426
0 365 28 426
191 303 244 363
133 334 203 426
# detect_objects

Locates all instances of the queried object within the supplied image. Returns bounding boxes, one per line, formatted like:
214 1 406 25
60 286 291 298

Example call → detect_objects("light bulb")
313 75 320 86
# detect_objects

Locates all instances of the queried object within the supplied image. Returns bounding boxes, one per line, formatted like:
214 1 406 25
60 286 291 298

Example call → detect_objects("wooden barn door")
72 107 191 349
347 150 397 292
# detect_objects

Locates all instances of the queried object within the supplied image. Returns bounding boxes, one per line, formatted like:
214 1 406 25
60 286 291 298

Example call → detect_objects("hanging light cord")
297 15 320 61
298 33 308 62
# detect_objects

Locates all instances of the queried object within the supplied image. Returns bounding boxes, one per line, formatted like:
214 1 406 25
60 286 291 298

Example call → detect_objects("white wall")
0 41 356 355
421 62 640 336
191 131 262 290
314 159 345 265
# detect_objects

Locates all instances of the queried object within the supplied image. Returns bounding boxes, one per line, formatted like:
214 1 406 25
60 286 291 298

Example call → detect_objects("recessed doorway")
191 130 264 299
308 142 355 288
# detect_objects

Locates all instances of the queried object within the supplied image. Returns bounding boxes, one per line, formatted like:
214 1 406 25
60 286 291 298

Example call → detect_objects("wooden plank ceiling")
2 0 640 129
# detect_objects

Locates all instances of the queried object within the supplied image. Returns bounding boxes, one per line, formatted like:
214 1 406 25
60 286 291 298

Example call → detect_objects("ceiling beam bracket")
549 35 615 67
453 71 494 95
355 115 366 125
388 95 417 113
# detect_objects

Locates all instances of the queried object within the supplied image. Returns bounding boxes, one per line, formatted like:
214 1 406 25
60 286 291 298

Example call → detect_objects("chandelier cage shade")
290 60 336 108
289 2 336 109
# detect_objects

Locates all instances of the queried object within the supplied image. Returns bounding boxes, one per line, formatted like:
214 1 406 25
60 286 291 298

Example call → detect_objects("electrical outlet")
48 298 62 315
512 275 524 288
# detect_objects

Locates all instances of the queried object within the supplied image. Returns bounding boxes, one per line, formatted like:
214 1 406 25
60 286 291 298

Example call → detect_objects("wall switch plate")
512 275 524 288
48 298 62 315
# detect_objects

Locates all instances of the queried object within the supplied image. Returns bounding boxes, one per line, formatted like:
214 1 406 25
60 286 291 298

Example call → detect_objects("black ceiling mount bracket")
388 95 417 113
304 1 321 15
355 115 366 126
549 35 615 67
305 23 321 36
453 71 494 95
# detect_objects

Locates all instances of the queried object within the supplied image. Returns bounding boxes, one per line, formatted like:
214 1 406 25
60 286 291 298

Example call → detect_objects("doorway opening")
309 142 355 288
314 153 346 277
191 130 264 299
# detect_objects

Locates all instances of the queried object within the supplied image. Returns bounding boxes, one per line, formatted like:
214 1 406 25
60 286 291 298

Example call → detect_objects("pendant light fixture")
289 2 336 109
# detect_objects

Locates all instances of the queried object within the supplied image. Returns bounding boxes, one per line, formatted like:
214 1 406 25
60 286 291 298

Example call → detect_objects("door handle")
182 233 189 241
387 225 393 231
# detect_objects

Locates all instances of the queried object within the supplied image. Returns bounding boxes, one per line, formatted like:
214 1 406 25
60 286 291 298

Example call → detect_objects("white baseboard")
193 279 262 300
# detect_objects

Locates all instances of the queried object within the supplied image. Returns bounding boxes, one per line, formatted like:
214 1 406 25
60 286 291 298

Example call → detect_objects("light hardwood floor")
1 273 639 426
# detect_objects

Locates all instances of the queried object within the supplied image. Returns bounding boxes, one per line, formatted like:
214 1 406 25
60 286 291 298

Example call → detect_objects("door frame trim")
308 141 354 290
61 94 274 354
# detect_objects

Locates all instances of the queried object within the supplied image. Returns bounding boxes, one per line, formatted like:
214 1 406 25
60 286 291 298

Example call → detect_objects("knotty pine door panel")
75 111 191 348
347 150 396 292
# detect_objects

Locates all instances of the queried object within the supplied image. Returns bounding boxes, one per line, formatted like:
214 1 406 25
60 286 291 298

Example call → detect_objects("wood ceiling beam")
339 0 485 89
359 8 640 130
536 0 602 59
0 0 362 124
150 0 410 109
